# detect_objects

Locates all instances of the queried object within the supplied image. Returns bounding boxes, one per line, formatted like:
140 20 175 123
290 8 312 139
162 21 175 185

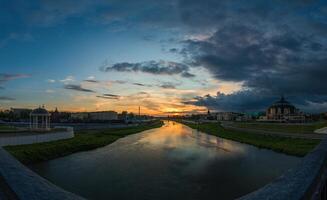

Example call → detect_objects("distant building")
51 107 60 122
265 96 305 122
10 108 32 119
71 112 89 120
71 111 118 121
205 110 216 120
235 114 252 122
89 111 118 121
118 111 128 120
216 112 239 121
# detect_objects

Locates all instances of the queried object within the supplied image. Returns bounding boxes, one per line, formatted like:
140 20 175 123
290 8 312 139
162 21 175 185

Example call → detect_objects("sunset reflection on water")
31 121 300 200
139 121 246 155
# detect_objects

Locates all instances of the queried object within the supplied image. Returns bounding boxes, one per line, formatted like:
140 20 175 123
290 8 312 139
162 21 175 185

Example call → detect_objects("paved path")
314 127 327 134
0 174 18 200
222 123 326 140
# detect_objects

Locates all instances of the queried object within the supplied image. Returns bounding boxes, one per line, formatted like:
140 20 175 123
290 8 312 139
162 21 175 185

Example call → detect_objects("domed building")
29 106 51 130
266 96 305 122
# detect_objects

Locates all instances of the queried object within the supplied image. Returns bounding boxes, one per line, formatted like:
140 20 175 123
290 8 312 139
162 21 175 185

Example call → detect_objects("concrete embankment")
0 148 85 200
239 136 327 200
0 127 74 147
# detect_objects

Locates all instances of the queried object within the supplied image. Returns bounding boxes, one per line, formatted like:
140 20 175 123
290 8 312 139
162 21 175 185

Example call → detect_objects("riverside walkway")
222 122 325 140
0 148 85 200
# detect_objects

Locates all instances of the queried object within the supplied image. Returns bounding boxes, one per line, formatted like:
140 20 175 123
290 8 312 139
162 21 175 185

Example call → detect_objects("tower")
139 106 140 117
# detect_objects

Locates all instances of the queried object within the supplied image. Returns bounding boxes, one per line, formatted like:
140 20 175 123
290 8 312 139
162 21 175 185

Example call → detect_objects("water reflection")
30 121 300 200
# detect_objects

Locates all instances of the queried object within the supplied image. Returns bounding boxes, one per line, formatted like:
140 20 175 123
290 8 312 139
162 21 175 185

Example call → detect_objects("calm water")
30 121 300 200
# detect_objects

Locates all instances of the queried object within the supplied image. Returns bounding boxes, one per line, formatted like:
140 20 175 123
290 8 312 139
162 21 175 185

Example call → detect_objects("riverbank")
180 121 321 156
230 121 327 134
5 121 163 164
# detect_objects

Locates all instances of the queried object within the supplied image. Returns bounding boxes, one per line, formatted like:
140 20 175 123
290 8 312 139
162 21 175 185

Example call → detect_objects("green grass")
0 124 17 132
5 121 163 164
231 121 327 134
182 122 321 156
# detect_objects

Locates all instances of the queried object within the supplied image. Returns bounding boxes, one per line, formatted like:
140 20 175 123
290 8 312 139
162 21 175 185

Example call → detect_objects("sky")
0 0 327 115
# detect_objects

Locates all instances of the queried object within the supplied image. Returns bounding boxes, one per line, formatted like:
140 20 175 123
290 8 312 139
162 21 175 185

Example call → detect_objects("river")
30 121 300 200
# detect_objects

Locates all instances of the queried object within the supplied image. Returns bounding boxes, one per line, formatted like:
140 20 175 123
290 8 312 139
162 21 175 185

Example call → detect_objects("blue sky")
1 0 327 115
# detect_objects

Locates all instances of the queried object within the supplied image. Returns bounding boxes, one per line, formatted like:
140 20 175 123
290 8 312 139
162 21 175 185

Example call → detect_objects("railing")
239 136 327 200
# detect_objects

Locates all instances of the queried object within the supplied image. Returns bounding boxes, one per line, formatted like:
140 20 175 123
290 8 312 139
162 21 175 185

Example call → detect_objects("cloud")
45 89 55 93
158 81 182 89
102 60 195 78
25 0 98 27
0 96 15 101
96 96 119 100
0 33 34 48
64 84 95 93
0 73 30 85
133 82 152 87
2 0 327 113
60 75 75 84
179 15 327 112
103 93 118 96
47 79 56 83
127 92 151 99
96 93 120 100
83 76 98 83
159 83 176 89
184 90 327 113
183 90 276 112
84 79 99 83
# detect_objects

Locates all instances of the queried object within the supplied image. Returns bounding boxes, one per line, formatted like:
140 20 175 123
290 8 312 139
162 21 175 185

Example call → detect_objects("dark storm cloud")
90 0 327 112
176 0 327 112
184 91 327 113
64 84 95 93
103 60 195 78
183 90 279 112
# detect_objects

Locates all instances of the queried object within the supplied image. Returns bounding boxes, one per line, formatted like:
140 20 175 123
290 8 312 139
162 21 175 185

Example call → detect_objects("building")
235 114 252 122
266 96 305 122
89 111 118 121
71 112 89 120
216 112 239 121
30 106 51 130
71 111 118 121
10 108 32 119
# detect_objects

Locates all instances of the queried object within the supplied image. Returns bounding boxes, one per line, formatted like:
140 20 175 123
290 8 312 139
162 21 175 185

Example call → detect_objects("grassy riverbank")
0 124 17 132
5 121 163 164
182 122 320 156
231 121 327 134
